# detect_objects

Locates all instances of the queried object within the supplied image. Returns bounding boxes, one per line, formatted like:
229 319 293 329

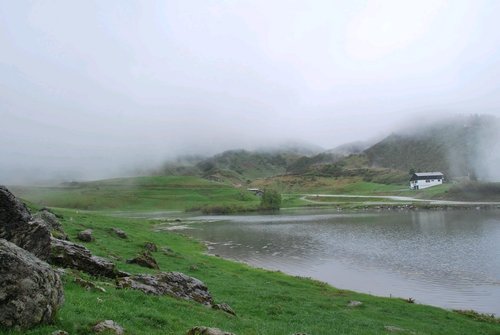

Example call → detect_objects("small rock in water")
187 326 235 335
347 300 363 307
77 229 94 242
92 320 125 335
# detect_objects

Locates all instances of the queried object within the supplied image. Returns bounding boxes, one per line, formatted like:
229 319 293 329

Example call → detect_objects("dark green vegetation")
259 189 282 210
2 208 499 335
152 149 309 185
446 182 500 201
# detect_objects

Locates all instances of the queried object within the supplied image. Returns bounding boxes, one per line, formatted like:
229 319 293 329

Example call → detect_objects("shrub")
260 189 282 211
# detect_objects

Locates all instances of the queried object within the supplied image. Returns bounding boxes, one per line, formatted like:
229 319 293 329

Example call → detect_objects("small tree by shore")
259 189 282 210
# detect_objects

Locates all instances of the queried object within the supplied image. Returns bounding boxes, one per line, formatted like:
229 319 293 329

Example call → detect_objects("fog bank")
2 1 500 183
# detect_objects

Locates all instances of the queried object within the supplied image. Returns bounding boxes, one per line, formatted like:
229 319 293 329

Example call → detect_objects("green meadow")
2 208 499 335
3 176 499 334
11 176 260 211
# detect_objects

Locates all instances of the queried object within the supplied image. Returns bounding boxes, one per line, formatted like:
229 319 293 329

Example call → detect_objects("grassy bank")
12 176 499 218
2 208 499 335
10 176 260 211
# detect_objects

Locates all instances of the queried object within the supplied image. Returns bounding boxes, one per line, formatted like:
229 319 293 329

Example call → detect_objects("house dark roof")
414 172 443 177
410 172 444 181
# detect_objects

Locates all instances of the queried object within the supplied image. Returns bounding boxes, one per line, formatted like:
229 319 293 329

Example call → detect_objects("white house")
409 172 444 190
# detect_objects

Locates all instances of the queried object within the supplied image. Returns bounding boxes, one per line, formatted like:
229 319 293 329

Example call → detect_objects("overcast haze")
2 1 500 183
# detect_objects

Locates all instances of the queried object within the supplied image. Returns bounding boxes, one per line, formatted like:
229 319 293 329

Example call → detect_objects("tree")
259 189 282 211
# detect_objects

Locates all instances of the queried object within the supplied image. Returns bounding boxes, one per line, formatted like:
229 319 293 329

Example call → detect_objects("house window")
426 180 430 183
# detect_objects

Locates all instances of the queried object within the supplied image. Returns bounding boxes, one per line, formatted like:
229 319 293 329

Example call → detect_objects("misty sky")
2 1 500 182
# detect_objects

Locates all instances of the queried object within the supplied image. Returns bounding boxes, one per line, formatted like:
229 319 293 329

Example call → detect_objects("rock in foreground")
33 208 68 240
117 271 213 305
77 229 94 242
0 186 51 260
0 239 64 329
92 320 125 334
212 303 236 316
126 251 159 269
111 227 127 239
187 327 235 335
49 238 119 278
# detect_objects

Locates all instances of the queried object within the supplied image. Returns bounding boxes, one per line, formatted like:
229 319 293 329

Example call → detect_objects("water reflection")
182 210 500 314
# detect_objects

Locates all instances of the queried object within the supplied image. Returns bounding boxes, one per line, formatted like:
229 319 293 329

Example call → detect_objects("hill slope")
364 115 500 179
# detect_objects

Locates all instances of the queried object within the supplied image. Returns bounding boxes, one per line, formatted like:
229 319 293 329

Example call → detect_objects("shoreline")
171 210 500 317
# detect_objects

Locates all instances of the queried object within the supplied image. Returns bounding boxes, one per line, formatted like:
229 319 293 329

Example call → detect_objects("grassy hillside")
251 176 406 195
2 208 498 335
364 115 500 178
196 149 304 181
11 176 259 211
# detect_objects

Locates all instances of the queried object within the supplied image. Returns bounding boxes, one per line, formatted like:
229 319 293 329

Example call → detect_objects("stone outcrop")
0 186 31 224
33 208 68 240
77 229 94 242
212 303 236 316
347 300 363 307
92 320 125 334
126 251 159 269
144 241 158 252
111 227 127 239
0 186 51 260
49 238 121 278
187 327 235 335
51 331 69 335
161 246 175 256
0 239 64 329
116 272 213 305
74 277 106 293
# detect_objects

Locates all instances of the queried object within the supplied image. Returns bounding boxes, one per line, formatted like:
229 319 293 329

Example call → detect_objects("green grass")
2 208 499 335
302 196 408 203
10 176 260 211
251 176 407 195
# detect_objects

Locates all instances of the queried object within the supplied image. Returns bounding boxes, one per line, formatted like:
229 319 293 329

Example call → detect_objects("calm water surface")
178 209 500 315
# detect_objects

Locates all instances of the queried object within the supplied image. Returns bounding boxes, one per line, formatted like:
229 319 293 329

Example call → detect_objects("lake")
174 209 500 315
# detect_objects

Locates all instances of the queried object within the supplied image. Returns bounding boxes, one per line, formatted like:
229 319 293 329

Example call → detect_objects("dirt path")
296 194 500 206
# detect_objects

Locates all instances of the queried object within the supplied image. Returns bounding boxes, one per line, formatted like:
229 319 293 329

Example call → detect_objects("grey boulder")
92 320 125 334
77 229 94 242
33 208 68 240
49 238 120 278
0 238 64 329
111 227 127 239
187 327 235 335
117 271 213 305
0 186 51 260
